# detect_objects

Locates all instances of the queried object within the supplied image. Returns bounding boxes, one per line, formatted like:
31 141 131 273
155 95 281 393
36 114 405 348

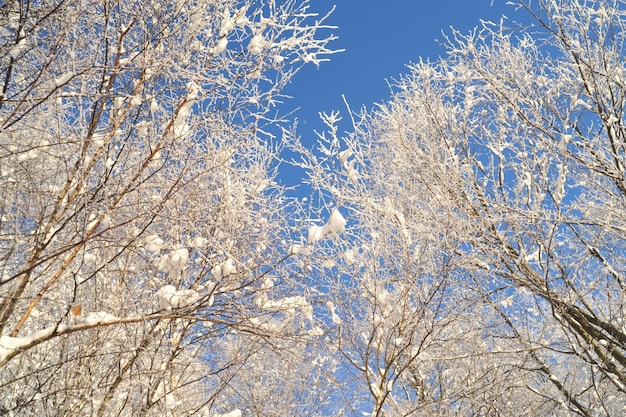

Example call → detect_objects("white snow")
211 257 236 280
9 36 25 59
112 96 125 118
217 409 242 417
257 295 313 321
170 247 189 267
308 209 346 244
338 149 353 165
370 381 382 398
17 149 38 161
157 285 200 310
156 247 189 275
474 259 491 270
86 216 100 231
129 95 142 108
54 71 73 87
288 244 308 255
328 209 347 232
172 83 199 138
0 327 56 363
258 278 273 292
92 133 105 148
326 301 342 325
486 142 507 159
190 236 208 247
343 249 356 265
307 225 325 245
248 34 266 54
606 114 620 125
213 37 228 54
339 149 359 181
249 316 282 332
219 9 235 37
500 296 513 308
381 199 410 241
553 163 566 204
85 311 120 325
136 122 149 137
235 6 248 26
222 258 236 276
308 326 324 336
246 66 261 79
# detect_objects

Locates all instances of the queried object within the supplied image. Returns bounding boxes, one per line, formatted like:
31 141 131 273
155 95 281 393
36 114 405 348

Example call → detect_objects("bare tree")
0 0 338 415
298 1 626 415
295 110 550 416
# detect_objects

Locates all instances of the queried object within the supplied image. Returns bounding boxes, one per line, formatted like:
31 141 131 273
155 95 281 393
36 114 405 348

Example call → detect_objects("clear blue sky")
283 0 516 139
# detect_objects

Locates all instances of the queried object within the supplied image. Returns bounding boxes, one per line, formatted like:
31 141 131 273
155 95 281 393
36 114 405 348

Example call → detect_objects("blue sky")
284 0 515 139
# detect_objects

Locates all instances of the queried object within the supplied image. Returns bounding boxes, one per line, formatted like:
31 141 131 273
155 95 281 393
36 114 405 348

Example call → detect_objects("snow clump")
308 208 346 244
156 247 189 276
85 311 120 325
248 34 266 54
211 257 236 280
157 285 200 310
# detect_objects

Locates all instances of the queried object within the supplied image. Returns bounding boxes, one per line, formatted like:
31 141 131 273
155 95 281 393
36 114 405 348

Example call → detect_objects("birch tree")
0 0 337 415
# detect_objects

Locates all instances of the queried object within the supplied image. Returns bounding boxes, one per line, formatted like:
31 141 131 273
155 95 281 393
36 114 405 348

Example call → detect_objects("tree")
0 0 338 415
300 0 626 415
